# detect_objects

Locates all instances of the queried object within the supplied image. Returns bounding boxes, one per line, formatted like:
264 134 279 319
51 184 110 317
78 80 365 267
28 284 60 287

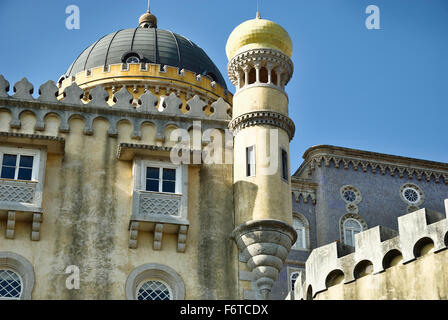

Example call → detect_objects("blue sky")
0 0 447 172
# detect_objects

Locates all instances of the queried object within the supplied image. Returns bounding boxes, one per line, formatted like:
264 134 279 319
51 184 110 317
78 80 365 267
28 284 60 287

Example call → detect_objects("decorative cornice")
117 142 201 161
296 145 448 185
227 48 294 86
229 110 295 141
291 177 318 205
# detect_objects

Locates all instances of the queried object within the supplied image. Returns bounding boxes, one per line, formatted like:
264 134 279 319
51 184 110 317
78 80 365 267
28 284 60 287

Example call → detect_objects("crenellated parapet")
0 75 232 141
58 63 232 109
295 200 448 300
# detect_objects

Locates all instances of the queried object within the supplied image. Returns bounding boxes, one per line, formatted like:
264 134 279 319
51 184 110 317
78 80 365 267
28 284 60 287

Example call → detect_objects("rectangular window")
246 146 256 177
0 153 35 181
145 166 178 194
281 149 288 181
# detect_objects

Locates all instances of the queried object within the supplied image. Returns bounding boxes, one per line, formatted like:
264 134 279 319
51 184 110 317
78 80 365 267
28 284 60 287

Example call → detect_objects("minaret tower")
227 12 297 299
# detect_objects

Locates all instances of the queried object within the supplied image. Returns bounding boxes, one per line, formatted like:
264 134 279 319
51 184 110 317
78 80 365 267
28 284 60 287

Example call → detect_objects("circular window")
402 188 420 204
137 280 172 301
340 185 362 205
399 183 424 207
126 56 140 64
0 269 22 300
343 190 357 203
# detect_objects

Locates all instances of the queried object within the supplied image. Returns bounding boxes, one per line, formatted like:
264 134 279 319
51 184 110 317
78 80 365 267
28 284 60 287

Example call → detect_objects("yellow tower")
227 12 297 299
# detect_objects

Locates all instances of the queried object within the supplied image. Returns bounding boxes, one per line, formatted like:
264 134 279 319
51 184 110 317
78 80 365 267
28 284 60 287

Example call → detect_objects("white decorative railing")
137 191 182 218
0 179 36 204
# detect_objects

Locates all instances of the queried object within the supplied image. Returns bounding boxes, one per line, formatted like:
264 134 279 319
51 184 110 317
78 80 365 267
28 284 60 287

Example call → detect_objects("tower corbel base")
231 219 297 300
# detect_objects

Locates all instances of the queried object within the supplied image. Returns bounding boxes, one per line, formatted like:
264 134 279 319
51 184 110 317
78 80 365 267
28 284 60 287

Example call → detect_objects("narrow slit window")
281 149 288 181
246 146 256 177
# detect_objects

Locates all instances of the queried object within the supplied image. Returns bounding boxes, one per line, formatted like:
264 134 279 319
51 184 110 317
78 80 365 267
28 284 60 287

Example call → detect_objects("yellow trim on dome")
59 64 232 105
226 18 293 59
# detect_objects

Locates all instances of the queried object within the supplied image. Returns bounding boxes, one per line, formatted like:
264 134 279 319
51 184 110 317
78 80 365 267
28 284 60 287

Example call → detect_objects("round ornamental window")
137 280 172 301
343 190 357 203
402 188 420 204
340 185 362 205
126 56 140 64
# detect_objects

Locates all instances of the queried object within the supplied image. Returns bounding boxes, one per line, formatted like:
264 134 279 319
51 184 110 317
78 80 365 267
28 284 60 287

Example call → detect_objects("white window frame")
292 218 307 250
140 161 183 195
0 268 23 300
131 158 189 223
343 218 363 246
0 146 40 182
0 146 46 212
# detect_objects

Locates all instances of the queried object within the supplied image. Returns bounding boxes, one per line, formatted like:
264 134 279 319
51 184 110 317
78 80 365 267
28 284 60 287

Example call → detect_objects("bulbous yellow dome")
226 15 293 60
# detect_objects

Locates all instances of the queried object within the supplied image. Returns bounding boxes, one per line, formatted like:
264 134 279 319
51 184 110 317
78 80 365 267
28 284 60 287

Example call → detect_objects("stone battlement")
59 63 231 104
0 75 231 141
294 199 448 300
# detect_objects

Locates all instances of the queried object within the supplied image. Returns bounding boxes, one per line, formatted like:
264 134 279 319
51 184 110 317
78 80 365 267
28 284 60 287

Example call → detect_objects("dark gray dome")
64 28 227 89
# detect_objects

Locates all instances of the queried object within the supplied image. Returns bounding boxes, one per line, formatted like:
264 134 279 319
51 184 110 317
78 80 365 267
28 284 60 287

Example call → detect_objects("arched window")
137 279 172 301
126 264 185 300
343 218 363 246
290 271 300 291
126 56 140 64
0 269 22 300
0 253 34 300
292 216 307 250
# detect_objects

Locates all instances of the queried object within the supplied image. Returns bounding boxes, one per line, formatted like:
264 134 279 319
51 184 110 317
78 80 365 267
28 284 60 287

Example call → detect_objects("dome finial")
256 0 261 19
139 0 157 28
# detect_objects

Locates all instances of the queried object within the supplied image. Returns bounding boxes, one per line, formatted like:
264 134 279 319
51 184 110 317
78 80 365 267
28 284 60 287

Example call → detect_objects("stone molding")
229 110 295 141
227 48 294 87
0 252 35 300
295 202 448 300
297 145 448 185
291 177 317 205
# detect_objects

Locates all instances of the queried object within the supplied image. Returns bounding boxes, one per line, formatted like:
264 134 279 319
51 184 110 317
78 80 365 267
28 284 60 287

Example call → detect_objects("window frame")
0 146 40 182
125 263 185 300
292 218 306 250
281 148 289 182
343 218 363 246
139 160 183 195
136 278 173 301
0 268 23 300
0 252 35 300
246 145 256 177
291 213 310 251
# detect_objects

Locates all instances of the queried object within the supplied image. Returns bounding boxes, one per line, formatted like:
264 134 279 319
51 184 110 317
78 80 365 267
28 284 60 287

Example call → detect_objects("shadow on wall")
233 181 258 222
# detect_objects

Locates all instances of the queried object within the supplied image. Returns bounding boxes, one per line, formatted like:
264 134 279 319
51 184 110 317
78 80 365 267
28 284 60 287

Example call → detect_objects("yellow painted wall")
0 110 239 300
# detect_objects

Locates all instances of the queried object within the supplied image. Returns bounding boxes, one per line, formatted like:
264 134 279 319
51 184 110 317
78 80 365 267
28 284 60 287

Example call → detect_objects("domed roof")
64 27 227 88
226 14 293 59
